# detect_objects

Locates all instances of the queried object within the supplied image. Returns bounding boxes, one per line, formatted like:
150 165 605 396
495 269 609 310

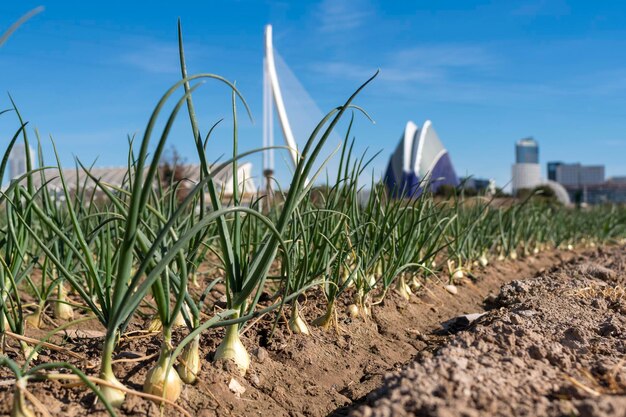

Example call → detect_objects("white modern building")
510 139 571 204
547 162 605 187
28 163 256 201
385 120 459 196
511 163 541 193
511 138 541 194
8 143 35 181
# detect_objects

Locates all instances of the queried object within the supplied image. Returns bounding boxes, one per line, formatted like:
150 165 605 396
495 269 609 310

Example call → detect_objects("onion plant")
283 133 371 331
14 74 255 406
177 21 378 372
444 194 493 280
0 114 43 358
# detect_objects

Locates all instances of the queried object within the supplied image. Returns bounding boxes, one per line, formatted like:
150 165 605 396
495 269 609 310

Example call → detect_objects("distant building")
8 143 35 181
385 120 459 196
515 137 539 164
547 161 605 187
460 177 491 192
512 163 541 193
509 139 572 204
581 165 605 185
512 138 541 194
26 163 257 202
580 182 626 205
547 161 561 182
546 161 619 204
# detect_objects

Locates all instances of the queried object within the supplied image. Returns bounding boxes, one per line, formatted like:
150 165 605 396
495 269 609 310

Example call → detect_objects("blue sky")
2 0 626 189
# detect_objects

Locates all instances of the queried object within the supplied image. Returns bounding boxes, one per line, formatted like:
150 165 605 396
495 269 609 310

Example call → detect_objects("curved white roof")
387 120 418 182
404 121 419 174
543 180 572 205
385 120 458 195
414 120 447 179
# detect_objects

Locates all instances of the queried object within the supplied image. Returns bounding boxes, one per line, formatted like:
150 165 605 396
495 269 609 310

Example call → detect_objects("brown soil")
0 247 614 417
351 245 626 417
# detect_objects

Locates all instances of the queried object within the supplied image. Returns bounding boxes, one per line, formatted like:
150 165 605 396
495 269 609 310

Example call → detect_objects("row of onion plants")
1 33 625 417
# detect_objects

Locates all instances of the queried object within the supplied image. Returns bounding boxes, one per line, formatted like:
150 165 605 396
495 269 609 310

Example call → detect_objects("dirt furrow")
349 245 626 417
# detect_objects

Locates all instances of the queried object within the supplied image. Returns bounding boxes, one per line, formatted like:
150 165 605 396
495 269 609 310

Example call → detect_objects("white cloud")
316 0 372 33
117 37 216 75
119 40 180 75
311 43 496 89
309 40 626 107
391 45 496 70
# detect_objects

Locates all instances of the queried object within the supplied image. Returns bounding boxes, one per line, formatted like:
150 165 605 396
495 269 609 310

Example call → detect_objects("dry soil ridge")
350 245 626 417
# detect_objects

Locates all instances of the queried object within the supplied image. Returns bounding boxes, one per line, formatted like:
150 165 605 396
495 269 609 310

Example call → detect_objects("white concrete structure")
29 163 256 199
543 180 571 205
511 163 541 193
215 162 256 197
8 143 34 181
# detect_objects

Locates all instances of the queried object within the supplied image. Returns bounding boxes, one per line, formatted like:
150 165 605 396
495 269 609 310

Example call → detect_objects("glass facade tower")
515 137 539 164
547 161 561 181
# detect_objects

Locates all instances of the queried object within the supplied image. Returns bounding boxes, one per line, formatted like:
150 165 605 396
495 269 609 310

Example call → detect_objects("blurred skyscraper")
515 137 539 163
512 137 541 194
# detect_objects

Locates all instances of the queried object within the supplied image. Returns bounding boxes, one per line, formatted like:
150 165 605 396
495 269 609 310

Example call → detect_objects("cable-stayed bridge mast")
263 24 299 197
262 24 341 203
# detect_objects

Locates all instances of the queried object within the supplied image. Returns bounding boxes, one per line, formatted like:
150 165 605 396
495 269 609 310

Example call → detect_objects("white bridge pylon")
263 24 300 186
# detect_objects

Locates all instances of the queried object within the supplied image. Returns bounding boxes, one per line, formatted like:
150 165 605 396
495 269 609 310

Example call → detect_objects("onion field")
1 27 626 417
